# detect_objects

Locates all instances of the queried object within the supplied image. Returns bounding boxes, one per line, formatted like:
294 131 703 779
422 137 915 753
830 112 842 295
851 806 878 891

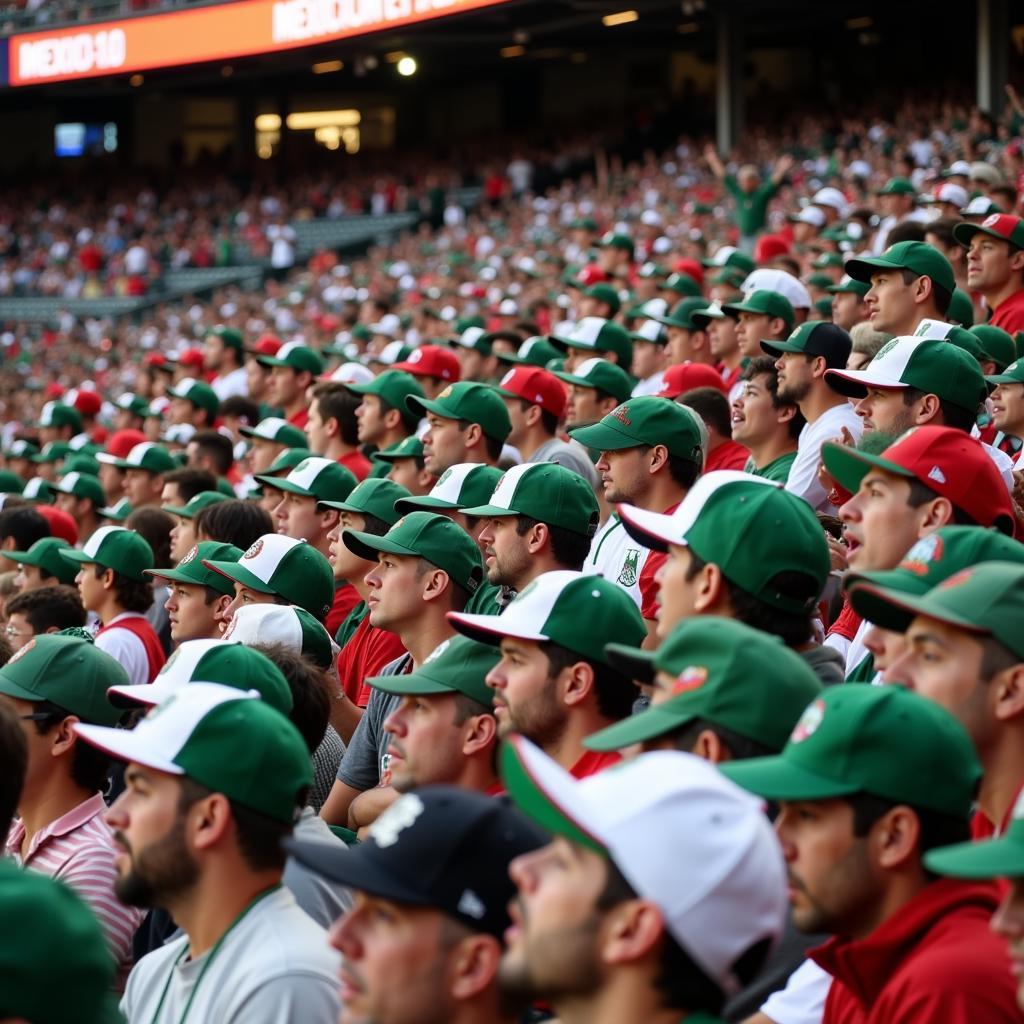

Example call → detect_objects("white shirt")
631 371 665 397
786 403 863 512
760 958 832 1024
211 366 250 401
94 613 150 686
583 513 645 607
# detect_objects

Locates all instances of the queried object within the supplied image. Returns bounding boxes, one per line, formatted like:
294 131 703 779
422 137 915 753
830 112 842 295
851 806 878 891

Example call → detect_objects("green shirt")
334 600 368 650
462 580 503 617
748 451 797 484
724 175 779 237
845 650 876 683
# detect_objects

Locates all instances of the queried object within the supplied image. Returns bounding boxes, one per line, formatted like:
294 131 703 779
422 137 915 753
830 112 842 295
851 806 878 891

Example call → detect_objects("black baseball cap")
285 786 546 938
760 320 853 369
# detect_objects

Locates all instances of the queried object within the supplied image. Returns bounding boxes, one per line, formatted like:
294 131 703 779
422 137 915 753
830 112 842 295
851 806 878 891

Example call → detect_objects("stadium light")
602 10 638 26
312 59 344 74
255 114 282 131
285 110 361 130
500 45 526 58
397 56 418 76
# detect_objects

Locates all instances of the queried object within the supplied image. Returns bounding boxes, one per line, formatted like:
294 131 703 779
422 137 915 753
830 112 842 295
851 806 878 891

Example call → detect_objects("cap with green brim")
239 417 309 448
461 462 599 537
553 357 634 404
662 272 701 298
569 397 704 463
947 288 974 327
827 275 870 297
702 247 755 273
61 453 100 476
255 456 357 503
368 634 498 707
875 176 917 196
220 603 337 670
601 232 634 252
371 435 424 464
548 317 633 366
811 253 844 269
5 438 39 459
711 267 748 288
986 358 1024 387
205 533 334 619
394 463 502 515
97 498 131 522
652 297 711 331
107 638 293 714
760 320 852 368
582 283 621 315
0 470 23 494
0 634 128 726
167 377 219 420
970 325 1017 373
448 569 646 666
60 525 153 583
844 240 956 294
722 290 796 329
256 341 325 376
21 478 54 504
74 683 311 825
343 510 484 594
96 441 175 475
807 273 835 290
37 401 82 432
924 788 1024 879
115 393 152 419
145 540 242 597
449 326 491 353
31 441 71 465
498 336 561 368
345 369 425 410
262 447 312 478
587 617 822 753
720 683 981 819
7 536 78 585
317 477 410 526
206 324 244 351
406 382 512 443
163 490 228 519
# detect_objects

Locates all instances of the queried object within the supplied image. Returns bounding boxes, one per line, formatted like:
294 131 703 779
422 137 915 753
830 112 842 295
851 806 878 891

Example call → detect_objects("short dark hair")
637 444 702 491
457 420 504 462
379 396 420 435
899 386 977 433
6 585 86 633
887 220 927 246
679 387 732 438
898 267 951 316
543 641 636 722
92 564 154 614
742 356 806 440
924 217 961 249
0 507 49 551
163 467 217 504
0 699 26 837
313 384 362 447
517 397 559 437
514 515 592 570
905 476 978 526
665 716 778 760
251 642 330 755
30 700 111 791
359 512 391 537
193 500 273 550
125 507 175 571
190 430 234 476
219 395 260 429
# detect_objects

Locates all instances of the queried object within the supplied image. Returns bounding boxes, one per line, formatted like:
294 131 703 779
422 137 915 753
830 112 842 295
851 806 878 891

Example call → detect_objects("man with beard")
449 571 645 777
762 321 861 510
75 683 340 1023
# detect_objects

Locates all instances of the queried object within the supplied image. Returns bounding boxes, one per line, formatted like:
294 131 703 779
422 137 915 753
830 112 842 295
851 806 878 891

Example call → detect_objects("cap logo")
370 793 425 848
243 539 265 560
671 665 708 696
791 699 825 743
875 338 899 360
425 638 450 664
1008 361 1020 374
8 637 36 665
982 213 1002 229
927 465 947 485
438 385 454 400
898 534 943 576
179 545 199 566
610 403 632 427
409 349 423 363
457 889 486 920
938 567 975 590
437 468 453 486
617 548 640 587
500 369 515 387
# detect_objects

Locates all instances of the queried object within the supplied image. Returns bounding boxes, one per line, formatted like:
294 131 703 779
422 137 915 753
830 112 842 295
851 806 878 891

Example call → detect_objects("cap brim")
367 673 454 696
824 365 908 399
552 370 590 388
760 339 802 356
201 559 276 594
843 579 991 636
95 453 130 468
447 609 549 647
985 373 1024 386
3 550 41 567
843 255 898 283
393 495 460 513
405 394 450 419
73 721 185 774
924 834 1024 879
616 503 677 552
719 754 861 802
0 672 48 703
568 419 641 452
603 641 657 683
952 223 984 248
58 549 97 568
106 682 161 708
459 503 515 518
820 442 915 496
161 504 193 518
252 474 313 497
584 701 695 752
341 527 417 564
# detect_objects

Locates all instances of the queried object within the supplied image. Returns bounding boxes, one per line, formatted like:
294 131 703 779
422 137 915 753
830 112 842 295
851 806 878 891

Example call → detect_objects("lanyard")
148 884 282 1024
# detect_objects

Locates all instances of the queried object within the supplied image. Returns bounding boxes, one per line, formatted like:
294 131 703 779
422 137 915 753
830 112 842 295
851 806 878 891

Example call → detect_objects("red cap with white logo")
496 367 568 419
393 345 461 382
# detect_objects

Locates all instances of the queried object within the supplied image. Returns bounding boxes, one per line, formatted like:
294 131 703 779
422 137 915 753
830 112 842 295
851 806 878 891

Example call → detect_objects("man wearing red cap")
64 388 103 446
96 430 146 507
656 363 727 400
956 214 1024 333
392 345 461 400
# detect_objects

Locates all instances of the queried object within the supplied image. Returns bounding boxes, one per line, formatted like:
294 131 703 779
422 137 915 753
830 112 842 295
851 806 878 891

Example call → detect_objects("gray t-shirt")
310 726 345 812
283 808 353 930
531 437 600 488
121 886 339 1024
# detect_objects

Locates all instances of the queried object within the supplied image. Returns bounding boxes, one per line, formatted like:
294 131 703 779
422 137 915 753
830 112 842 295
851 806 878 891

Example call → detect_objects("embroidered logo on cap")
409 349 423 363
437 385 454 400
983 213 1002 229
927 465 947 485
243 539 264 560
179 546 198 566
8 637 36 665
671 665 708 696
611 403 632 427
938 567 975 590
370 793 426 848
791 698 825 743
898 534 943 576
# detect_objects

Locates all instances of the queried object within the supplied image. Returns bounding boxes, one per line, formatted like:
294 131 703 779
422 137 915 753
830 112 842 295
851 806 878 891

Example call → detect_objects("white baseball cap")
811 187 849 216
790 206 826 228
742 268 812 310
324 362 374 386
221 603 339 670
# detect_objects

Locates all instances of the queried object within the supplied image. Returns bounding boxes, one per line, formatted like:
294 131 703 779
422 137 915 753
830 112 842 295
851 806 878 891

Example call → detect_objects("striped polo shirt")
6 792 144 986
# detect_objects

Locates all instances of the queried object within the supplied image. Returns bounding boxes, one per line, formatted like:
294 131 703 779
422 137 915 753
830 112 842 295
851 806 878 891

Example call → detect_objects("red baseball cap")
673 259 705 287
66 388 102 416
823 425 1015 536
142 352 168 369
250 335 283 358
36 505 78 546
496 367 567 419
755 234 791 264
43 382 65 399
393 345 461 383
174 348 205 369
954 213 1024 250
657 363 727 399
572 265 610 287
104 429 147 460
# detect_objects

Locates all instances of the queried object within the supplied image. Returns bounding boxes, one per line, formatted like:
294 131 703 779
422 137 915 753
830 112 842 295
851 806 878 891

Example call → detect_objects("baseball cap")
925 788 1024 879
461 462 599 537
652 297 710 331
656 362 727 398
703 246 756 274
986 357 1024 388
569 396 704 464
316 476 410 528
238 417 309 448
924 182 969 211
97 497 132 523
495 367 568 419
663 272 701 297
205 324 244 351
254 456 357 503
30 441 70 465
971 325 1018 374
548 317 633 366
344 510 483 593
220 603 337 670
285 786 546 938
204 534 335 620
449 570 646 665
963 196 1003 217
96 441 175 475
502 736 786 997
552 357 634 404
115 394 152 420
583 283 621 315
256 341 325 376
875 176 917 196
953 212 1024 251
61 453 100 476
4 438 39 460
345 369 426 411
392 345 461 382
844 241 956 295
107 638 293 713
167 377 219 420
827 275 870 297
407 382 512 443
371 435 425 465
6 536 78 586
722 290 796 330
825 336 986 412
396 464 502 516
261 447 311 478
629 319 667 347
75 683 311 824
760 320 853 369
589 616 822 753
162 492 225 522
0 634 127 726
821 425 1014 535
321 362 374 386
37 401 82 432
368 634 499 707
499 336 561 368
60 525 154 583
449 326 491 353
720 684 981 819
145 540 241 597
0 470 22 494
619 471 829 613
101 429 146 460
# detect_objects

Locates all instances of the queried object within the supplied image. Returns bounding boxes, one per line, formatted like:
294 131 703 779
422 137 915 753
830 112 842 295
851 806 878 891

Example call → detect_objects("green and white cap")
222 603 338 670
255 456 357 502
449 570 646 666
629 319 667 345
261 447 312 478
549 317 632 365
74 683 312 824
569 396 705 463
60 525 154 583
499 336 561 368
167 377 219 419
5 438 39 459
460 462 599 537
6 536 78 585
368 634 499 707
239 417 309 449
21 477 54 504
553 357 634 404
115 393 152 418
96 441 176 474
31 441 70 465
162 490 228 519
406 382 512 443
316 477 410 527
450 326 490 352
925 788 1024 880
203 534 335 621
51 471 105 507
97 497 132 522
107 639 293 714
394 463 503 514
38 401 82 431
145 540 241 596
256 341 325 376
370 435 425 465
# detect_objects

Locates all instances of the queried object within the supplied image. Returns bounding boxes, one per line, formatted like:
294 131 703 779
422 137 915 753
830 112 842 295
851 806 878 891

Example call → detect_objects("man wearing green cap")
554 356 634 431
652 297 715 367
549 316 634 373
873 177 930 253
167 377 220 431
725 290 796 362
8 535 78 590
164 490 226 563
450 325 501 383
51 471 105 544
240 416 309 475
371 434 435 495
722 684 1019 1024
75 684 340 1022
826 277 871 333
37 401 83 447
98 441 177 511
349 370 426 474
259 342 325 429
1 635 144 985
987 358 1024 454
203 324 248 401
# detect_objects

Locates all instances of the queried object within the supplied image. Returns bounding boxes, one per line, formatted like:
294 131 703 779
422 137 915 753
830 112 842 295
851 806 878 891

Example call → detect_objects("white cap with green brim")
221 603 339 671
394 462 503 514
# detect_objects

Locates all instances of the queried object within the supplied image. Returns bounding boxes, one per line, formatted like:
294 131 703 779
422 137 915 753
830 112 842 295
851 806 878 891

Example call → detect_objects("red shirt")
971 779 1024 840
990 288 1024 335
325 581 361 637
339 449 372 482
705 438 751 473
570 748 621 778
827 598 862 642
288 408 310 430
96 615 165 682
336 613 408 707
639 502 680 621
813 879 1018 1024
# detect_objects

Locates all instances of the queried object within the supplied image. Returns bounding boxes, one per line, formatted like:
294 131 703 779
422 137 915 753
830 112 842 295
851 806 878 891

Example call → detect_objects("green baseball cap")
948 287 975 327
499 336 561 368
924 789 1024 879
30 441 71 465
167 377 219 420
811 252 844 270
0 634 128 726
406 382 512 443
876 176 917 196
60 525 154 583
371 435 424 464
46 471 104 505
986 357 1024 387
844 240 956 295
162 490 227 519
449 569 646 666
37 401 82 432
618 472 829 614
4 438 39 459
395 463 502 515
61 454 101 477
204 534 335 620
569 396 704 464
239 417 309 448
601 231 634 252
343 510 484 594
971 325 1017 373
461 461 599 537
827 275 870 297
255 456 357 503
760 320 853 368
721 684 981 819
262 447 312 477
368 634 499 708
0 470 23 494
97 497 132 522
345 369 426 410
96 441 176 475
652 297 711 331
115 393 152 419
21 477 54 505
702 247 756 273
548 317 633 366
75 683 311 824
145 540 242 597
317 477 410 527
256 341 325 376
588 617 822 753
553 356 634 404
663 272 702 297
206 324 244 351
6 536 78 585
450 325 491 353
722 290 796 329
583 283 621 315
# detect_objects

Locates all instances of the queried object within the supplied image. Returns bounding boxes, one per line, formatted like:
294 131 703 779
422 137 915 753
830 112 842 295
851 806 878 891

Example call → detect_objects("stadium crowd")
5 86 1024 1024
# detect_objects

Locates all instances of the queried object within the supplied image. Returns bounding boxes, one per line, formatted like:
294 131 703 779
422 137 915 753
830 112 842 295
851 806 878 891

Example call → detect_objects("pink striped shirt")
6 793 144 986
